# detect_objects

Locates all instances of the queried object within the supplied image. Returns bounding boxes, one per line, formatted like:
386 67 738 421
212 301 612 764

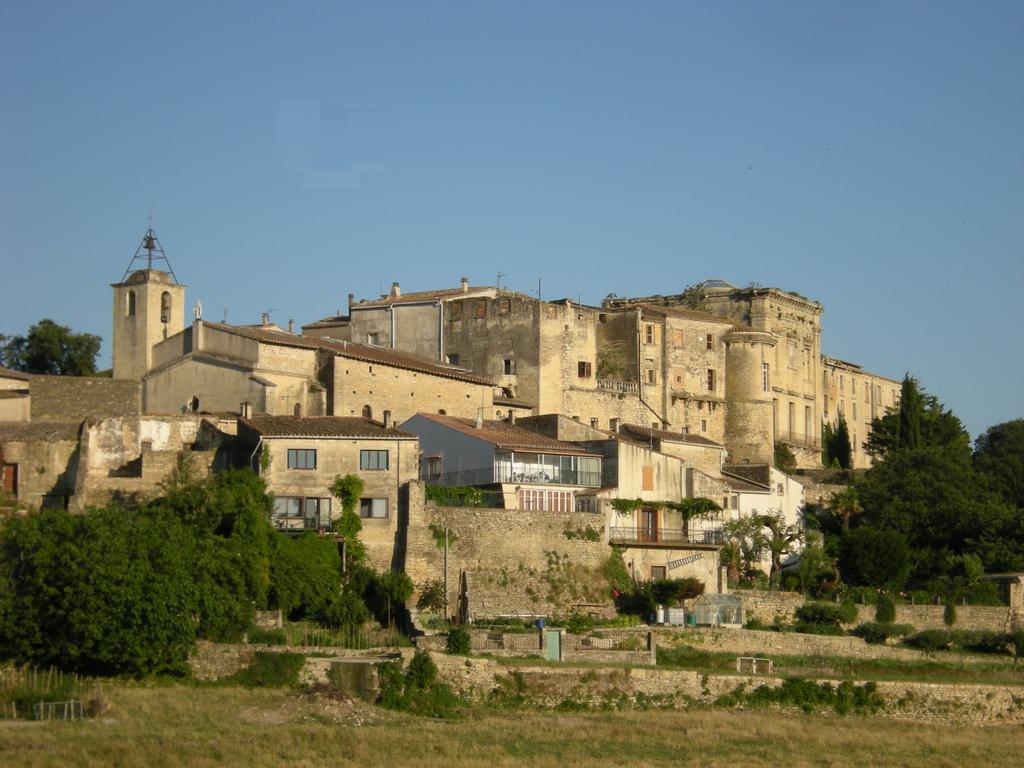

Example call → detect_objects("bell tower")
111 228 186 380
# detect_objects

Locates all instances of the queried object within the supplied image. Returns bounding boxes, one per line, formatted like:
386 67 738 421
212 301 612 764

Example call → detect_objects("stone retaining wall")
30 376 141 422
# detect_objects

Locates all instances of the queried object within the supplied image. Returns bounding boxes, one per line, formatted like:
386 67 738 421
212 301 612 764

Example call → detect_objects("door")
1 464 16 496
544 629 561 662
640 507 658 542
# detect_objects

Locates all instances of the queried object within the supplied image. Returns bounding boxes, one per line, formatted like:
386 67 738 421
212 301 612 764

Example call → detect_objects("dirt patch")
236 690 390 728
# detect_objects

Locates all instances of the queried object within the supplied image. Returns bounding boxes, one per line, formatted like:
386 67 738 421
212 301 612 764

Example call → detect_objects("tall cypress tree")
821 420 835 466
834 414 852 469
898 374 923 450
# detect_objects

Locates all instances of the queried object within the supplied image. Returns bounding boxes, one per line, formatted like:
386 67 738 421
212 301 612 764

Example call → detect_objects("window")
804 406 811 438
672 329 684 347
598 313 607 323
644 324 655 345
367 332 380 345
360 449 389 470
642 465 654 491
424 457 443 479
127 291 136 316
650 566 667 581
852 402 857 420
362 404 373 419
777 483 784 495
450 302 463 321
359 498 388 518
701 419 707 433
840 375 844 392
577 361 592 378
706 334 713 350
762 362 769 392
788 402 795 435
590 417 599 428
646 368 657 385
283 449 315 471
503 358 515 375
499 298 511 314
447 353 459 366
160 291 171 323
706 369 715 391
474 300 487 318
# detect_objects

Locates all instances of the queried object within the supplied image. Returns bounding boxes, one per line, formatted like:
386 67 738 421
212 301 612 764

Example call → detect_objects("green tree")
750 512 803 588
973 419 1024 509
821 420 836 466
898 374 923 450
865 380 970 460
774 443 797 475
832 415 852 470
330 474 366 565
0 319 102 376
0 506 199 675
838 528 911 591
829 486 863 533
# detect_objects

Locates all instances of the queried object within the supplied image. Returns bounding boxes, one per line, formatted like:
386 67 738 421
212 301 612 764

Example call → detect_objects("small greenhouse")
691 593 743 628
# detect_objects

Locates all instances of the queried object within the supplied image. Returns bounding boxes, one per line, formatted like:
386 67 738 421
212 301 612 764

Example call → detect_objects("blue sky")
1 1 1021 438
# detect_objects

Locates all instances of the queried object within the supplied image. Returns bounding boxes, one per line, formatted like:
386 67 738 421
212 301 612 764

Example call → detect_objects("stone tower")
723 329 776 464
111 229 186 380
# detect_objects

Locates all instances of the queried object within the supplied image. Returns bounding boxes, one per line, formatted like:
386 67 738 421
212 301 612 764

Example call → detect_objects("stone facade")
822 356 901 468
29 376 141 422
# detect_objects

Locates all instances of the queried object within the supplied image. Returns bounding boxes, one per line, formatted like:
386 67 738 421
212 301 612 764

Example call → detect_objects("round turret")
724 329 776 464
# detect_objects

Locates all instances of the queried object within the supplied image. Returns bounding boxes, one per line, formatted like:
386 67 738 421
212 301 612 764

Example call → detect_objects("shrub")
416 579 447 612
845 586 878 606
953 630 1010 655
851 622 914 645
729 677 882 715
904 629 953 653
247 627 287 645
316 591 371 629
874 593 896 623
378 651 462 719
269 533 342 620
445 626 471 655
225 652 305 687
794 601 858 628
651 578 705 607
943 600 957 626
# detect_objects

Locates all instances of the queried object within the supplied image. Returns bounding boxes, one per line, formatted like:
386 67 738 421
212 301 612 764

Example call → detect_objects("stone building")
237 415 420 571
821 356 901 468
0 367 31 422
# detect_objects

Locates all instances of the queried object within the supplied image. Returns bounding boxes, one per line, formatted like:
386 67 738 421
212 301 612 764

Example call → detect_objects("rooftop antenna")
496 271 506 291
261 308 279 326
120 220 179 283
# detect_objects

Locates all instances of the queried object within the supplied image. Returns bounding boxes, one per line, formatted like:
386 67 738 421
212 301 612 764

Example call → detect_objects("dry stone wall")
404 488 614 619
30 376 141 421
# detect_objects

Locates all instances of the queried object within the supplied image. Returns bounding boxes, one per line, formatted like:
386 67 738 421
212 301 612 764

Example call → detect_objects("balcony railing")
428 464 602 488
596 379 639 394
774 430 822 450
608 526 724 546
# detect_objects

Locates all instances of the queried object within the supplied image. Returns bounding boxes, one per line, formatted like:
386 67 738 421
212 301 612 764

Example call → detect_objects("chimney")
390 282 401 298
240 402 253 419
348 292 355 311
610 418 620 433
260 312 269 326
474 413 483 429
382 409 391 428
288 319 295 334
460 276 469 293
508 410 516 424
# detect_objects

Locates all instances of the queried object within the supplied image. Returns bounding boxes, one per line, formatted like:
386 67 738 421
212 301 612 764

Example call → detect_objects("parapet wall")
30 376 141 422
404 485 614 619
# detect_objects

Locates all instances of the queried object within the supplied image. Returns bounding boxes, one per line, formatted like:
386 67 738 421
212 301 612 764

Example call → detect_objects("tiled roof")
723 463 772 487
619 424 725 449
409 413 602 455
201 321 493 386
302 315 350 329
240 416 417 439
722 473 770 493
0 421 82 441
0 366 31 381
353 286 496 308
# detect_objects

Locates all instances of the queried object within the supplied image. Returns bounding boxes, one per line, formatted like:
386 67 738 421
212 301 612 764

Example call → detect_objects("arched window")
160 291 171 323
362 405 373 419
188 396 199 413
127 291 136 316
438 409 446 415
294 403 302 417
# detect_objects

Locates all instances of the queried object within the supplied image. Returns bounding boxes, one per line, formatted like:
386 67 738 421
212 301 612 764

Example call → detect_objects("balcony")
597 379 639 394
429 463 602 488
608 526 724 547
774 429 821 450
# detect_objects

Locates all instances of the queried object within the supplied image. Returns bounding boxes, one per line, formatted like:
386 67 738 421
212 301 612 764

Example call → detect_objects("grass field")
2 682 1023 767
